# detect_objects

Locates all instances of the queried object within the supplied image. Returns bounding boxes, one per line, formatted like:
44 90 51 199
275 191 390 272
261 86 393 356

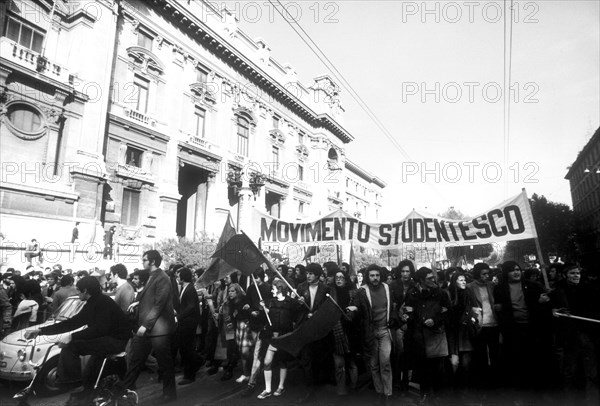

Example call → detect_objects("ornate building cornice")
145 0 354 144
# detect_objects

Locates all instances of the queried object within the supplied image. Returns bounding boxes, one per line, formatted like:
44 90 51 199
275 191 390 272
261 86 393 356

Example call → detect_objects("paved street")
0 362 420 406
0 355 585 406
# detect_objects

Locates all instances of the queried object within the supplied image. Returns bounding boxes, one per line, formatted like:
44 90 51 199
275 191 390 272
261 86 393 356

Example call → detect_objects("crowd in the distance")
1 255 599 406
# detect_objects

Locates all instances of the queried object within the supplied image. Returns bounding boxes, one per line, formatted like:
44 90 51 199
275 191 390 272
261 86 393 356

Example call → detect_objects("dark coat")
550 280 600 339
136 268 176 336
404 286 451 359
493 279 548 330
447 289 475 354
40 293 131 341
245 281 271 331
296 281 330 324
177 283 200 329
265 296 303 335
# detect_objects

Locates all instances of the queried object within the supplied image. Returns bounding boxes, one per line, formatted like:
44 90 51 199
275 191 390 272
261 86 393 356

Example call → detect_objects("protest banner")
249 190 536 251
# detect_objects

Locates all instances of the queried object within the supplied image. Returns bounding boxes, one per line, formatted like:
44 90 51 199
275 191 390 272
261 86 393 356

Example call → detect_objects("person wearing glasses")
404 267 451 405
493 261 551 390
123 250 177 402
330 270 359 395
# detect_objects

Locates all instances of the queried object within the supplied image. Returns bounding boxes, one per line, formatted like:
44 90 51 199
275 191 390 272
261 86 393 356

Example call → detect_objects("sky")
223 0 600 221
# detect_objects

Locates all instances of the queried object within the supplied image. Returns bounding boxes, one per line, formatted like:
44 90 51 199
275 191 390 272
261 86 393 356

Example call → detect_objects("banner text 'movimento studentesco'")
260 205 526 246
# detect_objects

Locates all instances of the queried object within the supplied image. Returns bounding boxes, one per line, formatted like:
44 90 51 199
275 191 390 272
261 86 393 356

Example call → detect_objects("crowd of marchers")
1 255 599 406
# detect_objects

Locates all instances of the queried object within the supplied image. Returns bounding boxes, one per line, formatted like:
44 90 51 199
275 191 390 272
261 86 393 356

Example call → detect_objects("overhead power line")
269 0 412 162
268 0 449 204
503 0 514 198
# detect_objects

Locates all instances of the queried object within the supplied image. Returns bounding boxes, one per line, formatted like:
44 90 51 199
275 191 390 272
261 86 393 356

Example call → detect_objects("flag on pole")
211 232 269 276
302 244 320 262
197 213 237 287
270 299 342 357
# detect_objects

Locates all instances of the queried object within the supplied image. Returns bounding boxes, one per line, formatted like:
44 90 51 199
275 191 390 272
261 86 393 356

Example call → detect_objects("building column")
203 172 218 236
237 185 253 234
158 184 180 239
194 179 208 240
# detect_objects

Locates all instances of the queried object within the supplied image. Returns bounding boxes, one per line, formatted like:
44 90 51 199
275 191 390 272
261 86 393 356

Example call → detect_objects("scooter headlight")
17 349 26 362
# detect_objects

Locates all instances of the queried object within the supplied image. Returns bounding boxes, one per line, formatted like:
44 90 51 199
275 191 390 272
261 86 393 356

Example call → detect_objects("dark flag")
270 299 342 357
302 244 320 262
211 232 268 276
197 213 237 287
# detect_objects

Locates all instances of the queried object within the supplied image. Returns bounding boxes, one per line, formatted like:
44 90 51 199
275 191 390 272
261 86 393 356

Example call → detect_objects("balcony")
0 37 71 86
328 189 344 205
123 107 157 127
297 181 309 190
115 163 155 185
188 135 215 152
228 151 247 165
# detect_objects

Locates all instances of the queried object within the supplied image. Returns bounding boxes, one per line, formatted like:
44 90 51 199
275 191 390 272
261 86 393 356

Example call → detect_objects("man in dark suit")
124 250 177 402
175 267 201 385
295 263 332 402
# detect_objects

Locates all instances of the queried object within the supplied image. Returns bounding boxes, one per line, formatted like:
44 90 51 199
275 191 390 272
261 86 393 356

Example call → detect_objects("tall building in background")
565 127 600 269
0 0 384 262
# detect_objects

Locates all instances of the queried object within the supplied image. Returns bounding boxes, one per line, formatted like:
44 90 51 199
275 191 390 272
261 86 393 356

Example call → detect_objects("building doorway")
176 163 209 239
265 191 282 218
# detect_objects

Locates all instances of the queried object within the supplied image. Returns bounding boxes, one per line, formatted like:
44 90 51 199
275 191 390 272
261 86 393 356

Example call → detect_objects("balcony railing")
1 37 71 85
189 135 214 151
123 107 157 127
115 163 154 184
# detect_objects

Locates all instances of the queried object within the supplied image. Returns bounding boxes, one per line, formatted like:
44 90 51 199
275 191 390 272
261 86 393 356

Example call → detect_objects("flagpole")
269 262 311 311
554 311 600 325
326 293 350 321
252 274 272 326
304 246 309 266
240 231 311 311
522 188 550 290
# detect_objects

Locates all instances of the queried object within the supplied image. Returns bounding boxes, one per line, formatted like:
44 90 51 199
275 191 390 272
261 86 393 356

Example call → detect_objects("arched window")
328 148 339 170
328 148 338 161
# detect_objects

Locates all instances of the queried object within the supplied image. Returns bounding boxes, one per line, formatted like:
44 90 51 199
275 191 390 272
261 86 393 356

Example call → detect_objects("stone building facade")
0 0 116 251
0 0 385 262
565 127 600 269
